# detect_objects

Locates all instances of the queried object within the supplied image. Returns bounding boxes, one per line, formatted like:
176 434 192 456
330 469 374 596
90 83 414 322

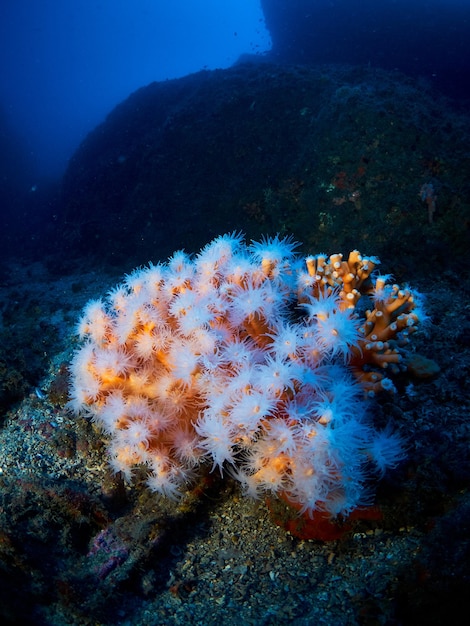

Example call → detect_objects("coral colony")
69 234 423 518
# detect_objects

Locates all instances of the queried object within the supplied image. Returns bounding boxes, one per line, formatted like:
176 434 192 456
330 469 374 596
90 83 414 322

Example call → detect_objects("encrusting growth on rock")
68 233 423 517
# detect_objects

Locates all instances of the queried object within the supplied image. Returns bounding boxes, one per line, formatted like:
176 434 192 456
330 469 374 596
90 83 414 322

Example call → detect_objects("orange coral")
69 235 421 518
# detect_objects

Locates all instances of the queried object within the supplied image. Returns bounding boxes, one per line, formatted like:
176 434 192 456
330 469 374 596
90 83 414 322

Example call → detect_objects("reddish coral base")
267 496 383 541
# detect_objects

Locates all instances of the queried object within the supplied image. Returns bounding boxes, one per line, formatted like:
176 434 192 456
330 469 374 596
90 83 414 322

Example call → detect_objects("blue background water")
1 0 469 258
0 0 270 182
2 1 469 183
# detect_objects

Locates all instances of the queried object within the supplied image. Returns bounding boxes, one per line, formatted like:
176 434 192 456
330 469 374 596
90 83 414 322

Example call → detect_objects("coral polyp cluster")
69 234 422 516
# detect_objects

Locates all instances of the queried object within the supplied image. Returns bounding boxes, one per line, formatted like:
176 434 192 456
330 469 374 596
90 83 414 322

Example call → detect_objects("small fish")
35 388 46 400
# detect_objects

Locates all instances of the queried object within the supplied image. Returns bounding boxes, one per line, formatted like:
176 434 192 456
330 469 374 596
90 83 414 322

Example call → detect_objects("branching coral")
68 234 423 517
298 250 422 394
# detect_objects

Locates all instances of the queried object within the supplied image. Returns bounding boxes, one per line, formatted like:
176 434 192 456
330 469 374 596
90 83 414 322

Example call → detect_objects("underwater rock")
60 63 469 274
